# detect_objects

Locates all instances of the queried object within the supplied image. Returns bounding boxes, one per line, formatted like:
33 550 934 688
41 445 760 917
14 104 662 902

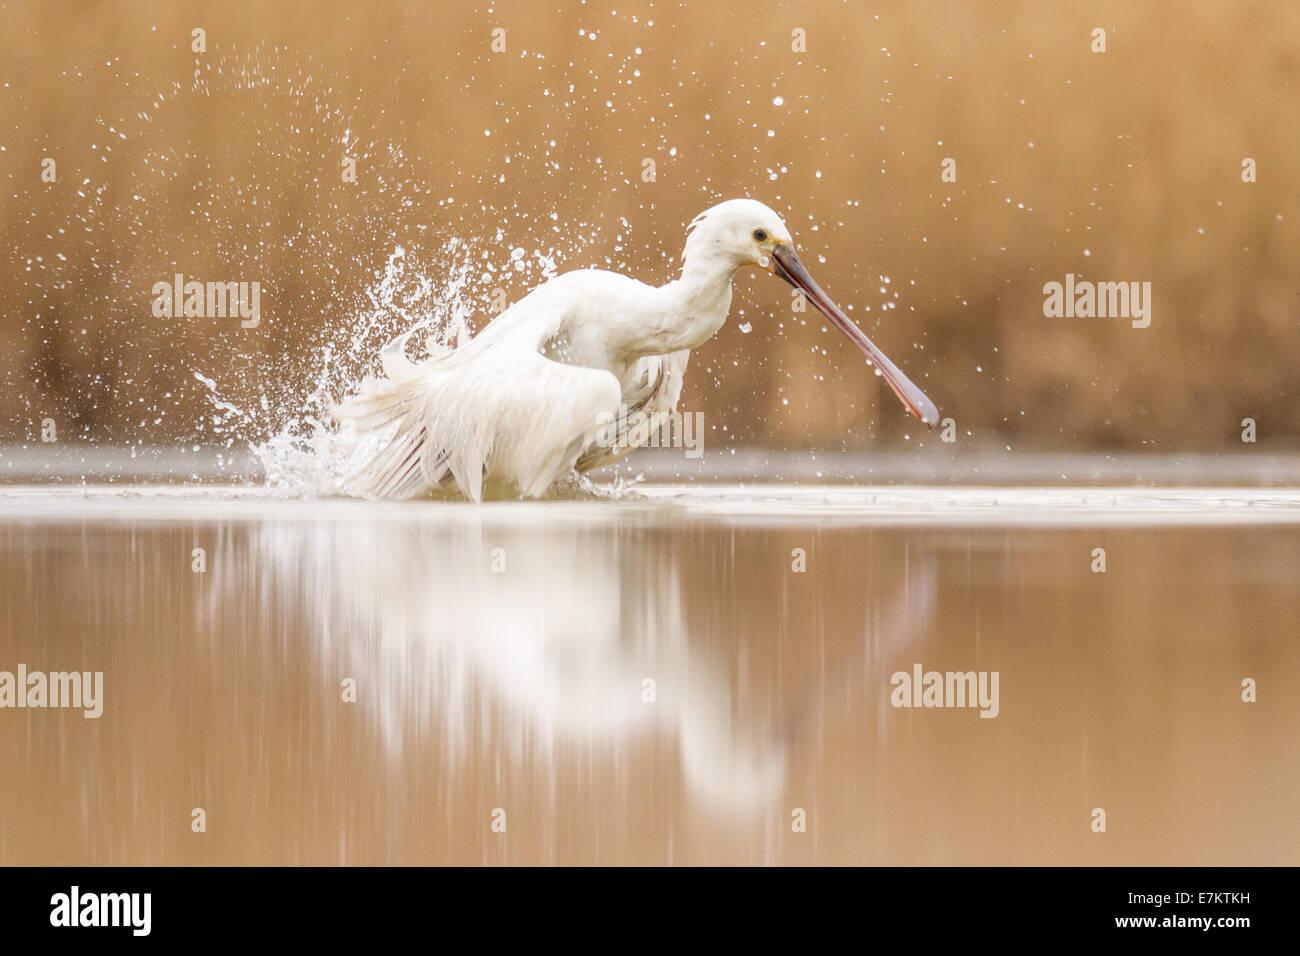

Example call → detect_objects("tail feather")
333 367 451 499
362 424 450 500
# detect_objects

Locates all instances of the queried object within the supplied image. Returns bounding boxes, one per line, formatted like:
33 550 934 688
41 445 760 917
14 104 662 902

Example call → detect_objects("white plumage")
333 198 937 501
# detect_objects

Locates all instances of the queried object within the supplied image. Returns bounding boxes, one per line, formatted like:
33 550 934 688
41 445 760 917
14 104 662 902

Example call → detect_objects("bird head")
685 198 939 428
683 198 792 269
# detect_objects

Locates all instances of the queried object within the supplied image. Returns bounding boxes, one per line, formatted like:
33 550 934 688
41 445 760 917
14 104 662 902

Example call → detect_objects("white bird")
333 198 938 501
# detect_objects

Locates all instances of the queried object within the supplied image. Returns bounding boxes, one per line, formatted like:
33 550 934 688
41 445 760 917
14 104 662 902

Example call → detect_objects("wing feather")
575 349 689 473
334 305 621 501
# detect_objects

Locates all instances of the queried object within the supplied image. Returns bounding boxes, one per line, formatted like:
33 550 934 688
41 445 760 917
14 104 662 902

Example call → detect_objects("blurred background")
4 2 1298 869
1 0 1297 458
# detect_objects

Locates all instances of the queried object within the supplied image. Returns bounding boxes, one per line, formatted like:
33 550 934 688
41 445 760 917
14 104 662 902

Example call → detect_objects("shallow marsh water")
1 483 1297 865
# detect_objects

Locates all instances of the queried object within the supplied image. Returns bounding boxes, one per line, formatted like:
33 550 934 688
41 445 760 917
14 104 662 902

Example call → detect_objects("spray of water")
16 43 612 492
234 240 483 494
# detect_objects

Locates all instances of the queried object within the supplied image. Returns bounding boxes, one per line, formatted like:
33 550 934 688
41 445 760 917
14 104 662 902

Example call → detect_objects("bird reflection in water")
215 516 937 816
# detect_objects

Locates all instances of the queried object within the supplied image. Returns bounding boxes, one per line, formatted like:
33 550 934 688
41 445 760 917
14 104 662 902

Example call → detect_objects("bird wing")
333 304 622 501
575 349 689 473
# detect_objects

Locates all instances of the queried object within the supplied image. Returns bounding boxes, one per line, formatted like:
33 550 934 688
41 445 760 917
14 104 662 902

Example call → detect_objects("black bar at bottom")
0 866 1278 942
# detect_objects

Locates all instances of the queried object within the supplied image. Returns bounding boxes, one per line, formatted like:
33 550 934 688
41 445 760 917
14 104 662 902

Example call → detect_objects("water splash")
234 241 482 494
14 42 593 491
6 35 734 498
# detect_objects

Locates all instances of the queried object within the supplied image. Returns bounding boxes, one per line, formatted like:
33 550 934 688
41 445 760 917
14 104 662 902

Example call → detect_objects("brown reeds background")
1 0 1296 453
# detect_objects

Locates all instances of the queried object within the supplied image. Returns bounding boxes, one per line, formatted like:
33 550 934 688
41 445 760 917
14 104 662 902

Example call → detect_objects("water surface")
1 485 1296 864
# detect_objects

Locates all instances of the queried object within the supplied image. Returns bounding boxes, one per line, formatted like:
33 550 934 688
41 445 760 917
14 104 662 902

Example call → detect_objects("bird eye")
753 229 768 242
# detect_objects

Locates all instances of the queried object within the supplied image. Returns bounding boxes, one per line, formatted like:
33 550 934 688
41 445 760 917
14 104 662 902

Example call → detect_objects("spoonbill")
334 198 938 500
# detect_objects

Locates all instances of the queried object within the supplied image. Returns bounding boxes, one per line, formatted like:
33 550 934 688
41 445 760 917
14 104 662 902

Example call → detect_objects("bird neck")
630 254 739 357
677 247 744 290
